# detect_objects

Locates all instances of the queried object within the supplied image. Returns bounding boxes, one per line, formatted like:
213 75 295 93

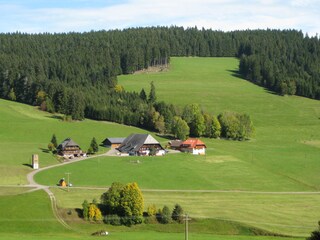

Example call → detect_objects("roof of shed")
102 137 126 144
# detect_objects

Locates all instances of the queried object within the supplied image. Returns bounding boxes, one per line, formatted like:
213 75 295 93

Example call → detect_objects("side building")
101 137 126 148
117 134 165 156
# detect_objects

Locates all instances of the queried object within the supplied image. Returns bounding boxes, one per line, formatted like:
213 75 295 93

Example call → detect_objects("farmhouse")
117 134 165 156
57 138 82 158
102 137 125 148
180 138 206 155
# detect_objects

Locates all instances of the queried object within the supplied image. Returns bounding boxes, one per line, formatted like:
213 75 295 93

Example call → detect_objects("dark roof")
117 134 162 153
169 140 183 148
102 137 126 145
57 138 80 150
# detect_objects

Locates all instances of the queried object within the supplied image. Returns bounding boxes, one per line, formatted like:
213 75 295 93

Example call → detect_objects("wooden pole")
185 213 190 240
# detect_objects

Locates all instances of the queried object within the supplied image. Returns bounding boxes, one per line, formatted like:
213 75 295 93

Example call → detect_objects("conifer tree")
90 137 99 153
51 134 58 148
139 88 147 101
148 81 156 103
171 204 184 223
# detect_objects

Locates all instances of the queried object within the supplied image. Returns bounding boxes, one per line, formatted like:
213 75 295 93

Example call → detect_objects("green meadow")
0 57 319 239
0 99 149 185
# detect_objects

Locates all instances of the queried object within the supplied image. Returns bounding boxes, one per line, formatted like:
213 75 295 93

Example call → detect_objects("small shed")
168 140 183 150
101 137 125 148
59 178 67 187
32 154 39 169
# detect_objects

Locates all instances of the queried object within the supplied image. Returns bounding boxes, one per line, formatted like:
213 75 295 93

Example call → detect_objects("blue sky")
0 0 319 36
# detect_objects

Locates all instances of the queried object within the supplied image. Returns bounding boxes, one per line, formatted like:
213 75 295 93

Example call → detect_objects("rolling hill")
0 57 319 238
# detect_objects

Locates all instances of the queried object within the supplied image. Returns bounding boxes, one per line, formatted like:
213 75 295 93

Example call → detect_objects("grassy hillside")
0 99 150 185
33 57 320 236
0 57 319 238
0 190 76 239
119 57 320 190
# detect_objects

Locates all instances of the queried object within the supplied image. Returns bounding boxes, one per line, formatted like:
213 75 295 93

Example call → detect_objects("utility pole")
65 172 71 192
184 213 190 240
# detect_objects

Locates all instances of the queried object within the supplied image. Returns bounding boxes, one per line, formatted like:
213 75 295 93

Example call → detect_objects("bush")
157 206 171 224
146 204 157 216
307 221 320 240
48 142 55 152
144 215 158 224
104 214 121 226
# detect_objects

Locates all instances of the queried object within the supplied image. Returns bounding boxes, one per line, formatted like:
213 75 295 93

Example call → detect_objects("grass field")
0 189 305 240
0 99 150 186
50 187 320 237
0 57 319 239
119 57 320 190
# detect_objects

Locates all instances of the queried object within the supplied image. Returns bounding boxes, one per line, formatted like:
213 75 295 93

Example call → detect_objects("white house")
180 138 206 155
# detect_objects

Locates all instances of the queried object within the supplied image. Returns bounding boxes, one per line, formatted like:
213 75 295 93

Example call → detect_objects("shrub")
157 205 171 224
48 142 55 152
104 214 121 226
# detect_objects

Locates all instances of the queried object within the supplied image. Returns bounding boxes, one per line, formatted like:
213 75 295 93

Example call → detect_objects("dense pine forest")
0 27 319 136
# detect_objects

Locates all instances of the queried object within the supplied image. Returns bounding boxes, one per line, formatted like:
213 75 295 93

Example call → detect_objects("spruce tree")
148 81 156 103
90 137 99 153
139 88 147 101
171 204 184 223
51 134 58 148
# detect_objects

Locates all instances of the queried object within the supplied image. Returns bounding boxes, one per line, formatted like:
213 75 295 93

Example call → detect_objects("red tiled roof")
181 138 206 149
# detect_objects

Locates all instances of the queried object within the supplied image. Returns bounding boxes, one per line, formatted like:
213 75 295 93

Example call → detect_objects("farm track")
23 153 110 230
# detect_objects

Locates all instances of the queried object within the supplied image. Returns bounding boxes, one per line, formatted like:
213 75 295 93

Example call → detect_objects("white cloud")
0 0 319 36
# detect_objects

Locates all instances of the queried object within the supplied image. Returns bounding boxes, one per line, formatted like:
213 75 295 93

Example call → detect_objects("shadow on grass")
227 69 280 96
227 69 246 80
75 208 83 218
46 114 63 120
39 148 50 153
22 163 33 168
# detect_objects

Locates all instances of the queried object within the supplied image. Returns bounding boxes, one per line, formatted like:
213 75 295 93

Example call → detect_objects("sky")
0 0 319 36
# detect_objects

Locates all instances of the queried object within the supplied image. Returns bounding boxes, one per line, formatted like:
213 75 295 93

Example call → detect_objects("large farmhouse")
180 138 206 155
117 134 165 156
57 138 82 158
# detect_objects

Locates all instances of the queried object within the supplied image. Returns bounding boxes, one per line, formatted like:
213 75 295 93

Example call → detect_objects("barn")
117 134 165 156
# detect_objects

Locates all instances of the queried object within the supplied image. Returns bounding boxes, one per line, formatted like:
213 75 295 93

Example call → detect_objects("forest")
0 27 318 137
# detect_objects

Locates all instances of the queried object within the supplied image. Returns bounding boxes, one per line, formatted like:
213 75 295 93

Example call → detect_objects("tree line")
238 30 320 99
0 27 318 134
82 181 185 226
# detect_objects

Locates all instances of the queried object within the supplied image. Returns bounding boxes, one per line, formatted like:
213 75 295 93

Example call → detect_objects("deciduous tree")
119 182 144 225
172 116 189 140
101 182 124 215
82 200 89 220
